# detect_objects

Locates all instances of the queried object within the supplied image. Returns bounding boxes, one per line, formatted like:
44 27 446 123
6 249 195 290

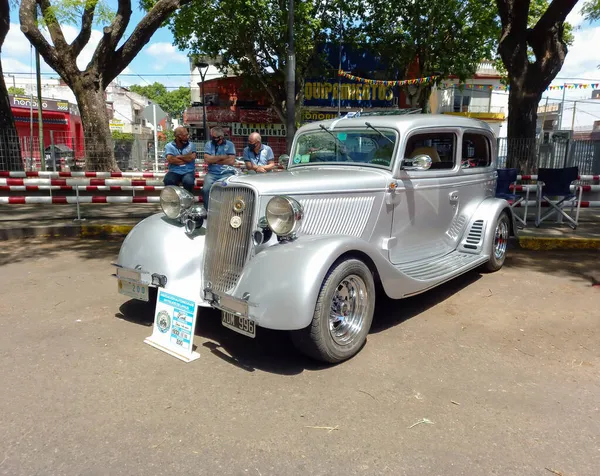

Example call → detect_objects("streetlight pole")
286 0 295 153
195 61 209 141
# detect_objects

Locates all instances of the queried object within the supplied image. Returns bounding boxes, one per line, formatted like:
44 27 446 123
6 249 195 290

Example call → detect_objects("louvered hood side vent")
461 219 486 253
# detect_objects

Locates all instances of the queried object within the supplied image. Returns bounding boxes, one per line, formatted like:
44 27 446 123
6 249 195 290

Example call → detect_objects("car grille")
204 185 256 293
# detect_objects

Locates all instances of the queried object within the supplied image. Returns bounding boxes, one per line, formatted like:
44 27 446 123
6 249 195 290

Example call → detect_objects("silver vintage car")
114 113 514 363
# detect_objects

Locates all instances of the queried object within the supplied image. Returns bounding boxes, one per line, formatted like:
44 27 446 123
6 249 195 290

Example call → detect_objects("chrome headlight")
160 185 194 219
266 196 303 238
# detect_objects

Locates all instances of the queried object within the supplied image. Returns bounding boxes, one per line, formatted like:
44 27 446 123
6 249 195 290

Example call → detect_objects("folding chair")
495 168 529 227
535 167 583 230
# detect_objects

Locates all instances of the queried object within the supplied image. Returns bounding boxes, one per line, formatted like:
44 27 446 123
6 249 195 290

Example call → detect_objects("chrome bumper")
203 288 249 318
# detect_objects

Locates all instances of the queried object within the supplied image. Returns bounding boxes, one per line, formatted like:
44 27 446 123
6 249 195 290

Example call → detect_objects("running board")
397 250 488 282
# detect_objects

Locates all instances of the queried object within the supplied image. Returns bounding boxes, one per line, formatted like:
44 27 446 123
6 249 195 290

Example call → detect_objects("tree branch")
19 0 66 78
103 0 190 84
71 0 97 58
533 0 578 35
38 0 70 52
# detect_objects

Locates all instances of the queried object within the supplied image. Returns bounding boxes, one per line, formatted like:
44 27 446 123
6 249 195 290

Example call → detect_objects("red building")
10 94 84 169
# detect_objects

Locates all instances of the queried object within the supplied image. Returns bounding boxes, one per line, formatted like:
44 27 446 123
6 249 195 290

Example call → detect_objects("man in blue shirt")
202 126 237 207
243 132 276 173
163 127 197 194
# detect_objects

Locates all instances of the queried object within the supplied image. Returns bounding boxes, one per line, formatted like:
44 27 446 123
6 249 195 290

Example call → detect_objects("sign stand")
144 289 200 363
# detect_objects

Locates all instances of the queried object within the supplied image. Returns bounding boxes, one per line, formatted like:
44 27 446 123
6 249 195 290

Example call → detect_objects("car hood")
227 166 390 195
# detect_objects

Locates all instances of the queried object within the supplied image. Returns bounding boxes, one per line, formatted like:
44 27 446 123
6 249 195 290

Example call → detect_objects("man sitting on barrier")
202 126 237 208
243 132 276 173
163 126 197 194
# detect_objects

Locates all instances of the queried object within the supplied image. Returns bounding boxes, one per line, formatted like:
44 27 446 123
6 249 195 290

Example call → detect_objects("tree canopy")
128 82 190 121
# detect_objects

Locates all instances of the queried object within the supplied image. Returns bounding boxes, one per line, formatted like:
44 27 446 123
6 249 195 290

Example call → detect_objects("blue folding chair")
535 167 583 229
496 168 529 226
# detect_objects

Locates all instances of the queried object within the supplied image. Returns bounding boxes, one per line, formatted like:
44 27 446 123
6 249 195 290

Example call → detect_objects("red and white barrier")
0 196 163 204
0 170 207 178
0 178 169 186
510 184 600 193
517 174 599 182
511 200 600 208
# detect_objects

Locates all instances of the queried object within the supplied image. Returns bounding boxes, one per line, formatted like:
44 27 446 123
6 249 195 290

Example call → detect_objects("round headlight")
266 196 303 237
160 186 194 219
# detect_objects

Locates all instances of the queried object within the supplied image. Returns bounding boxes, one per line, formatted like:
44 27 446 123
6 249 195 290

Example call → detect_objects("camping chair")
495 168 529 227
535 167 583 230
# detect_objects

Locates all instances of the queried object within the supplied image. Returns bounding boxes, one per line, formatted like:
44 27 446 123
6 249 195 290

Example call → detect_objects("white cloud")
145 42 188 64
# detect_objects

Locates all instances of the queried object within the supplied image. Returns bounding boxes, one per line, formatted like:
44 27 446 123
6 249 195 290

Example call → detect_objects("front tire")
290 259 375 363
484 211 510 272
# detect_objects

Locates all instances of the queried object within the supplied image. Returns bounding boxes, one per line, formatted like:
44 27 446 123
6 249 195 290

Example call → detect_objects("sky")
2 1 600 127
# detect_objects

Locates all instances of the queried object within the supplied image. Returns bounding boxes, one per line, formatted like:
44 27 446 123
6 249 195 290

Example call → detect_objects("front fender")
116 213 207 302
228 235 417 330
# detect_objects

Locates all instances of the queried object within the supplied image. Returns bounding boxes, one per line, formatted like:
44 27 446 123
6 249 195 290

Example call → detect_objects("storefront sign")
10 95 74 113
109 120 124 131
303 80 397 108
231 122 287 137
144 289 200 363
301 110 339 123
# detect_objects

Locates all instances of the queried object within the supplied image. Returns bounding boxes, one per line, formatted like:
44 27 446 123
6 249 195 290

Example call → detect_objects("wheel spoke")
329 275 369 346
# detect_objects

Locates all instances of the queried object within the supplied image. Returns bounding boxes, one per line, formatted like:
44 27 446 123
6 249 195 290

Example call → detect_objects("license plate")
118 279 149 302
221 312 256 338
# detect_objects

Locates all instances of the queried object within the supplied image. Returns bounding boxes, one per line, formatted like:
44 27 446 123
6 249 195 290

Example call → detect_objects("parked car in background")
113 113 515 363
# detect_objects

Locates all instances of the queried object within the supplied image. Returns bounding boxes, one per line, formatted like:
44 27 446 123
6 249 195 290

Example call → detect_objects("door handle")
449 192 459 203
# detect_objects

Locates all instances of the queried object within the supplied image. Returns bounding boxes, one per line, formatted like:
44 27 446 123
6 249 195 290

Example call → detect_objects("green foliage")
8 87 26 95
128 82 190 119
39 0 114 27
111 131 134 140
168 0 356 118
582 0 600 21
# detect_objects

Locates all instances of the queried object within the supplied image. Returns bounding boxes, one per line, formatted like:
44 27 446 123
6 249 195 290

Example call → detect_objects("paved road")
0 240 598 476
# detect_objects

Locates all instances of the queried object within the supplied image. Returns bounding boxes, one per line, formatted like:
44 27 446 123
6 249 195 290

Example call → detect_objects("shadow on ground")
0 237 122 266
504 245 600 286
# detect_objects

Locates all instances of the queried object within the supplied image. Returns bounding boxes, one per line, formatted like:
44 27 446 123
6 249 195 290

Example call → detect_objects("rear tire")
484 211 510 272
290 259 375 364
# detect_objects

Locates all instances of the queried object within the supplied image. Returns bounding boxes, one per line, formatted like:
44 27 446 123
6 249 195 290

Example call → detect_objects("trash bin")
44 144 74 171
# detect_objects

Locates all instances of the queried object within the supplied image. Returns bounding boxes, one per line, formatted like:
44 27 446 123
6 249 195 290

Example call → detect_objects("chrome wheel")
329 274 369 346
493 218 509 260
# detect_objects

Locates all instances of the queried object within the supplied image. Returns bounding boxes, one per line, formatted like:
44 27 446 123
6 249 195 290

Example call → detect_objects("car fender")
229 235 419 330
459 197 513 257
116 213 208 303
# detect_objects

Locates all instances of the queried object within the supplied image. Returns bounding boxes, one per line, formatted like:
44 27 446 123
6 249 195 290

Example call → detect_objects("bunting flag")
339 70 600 93
337 69 438 87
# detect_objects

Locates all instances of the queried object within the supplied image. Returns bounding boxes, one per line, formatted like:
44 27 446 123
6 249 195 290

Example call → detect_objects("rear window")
461 133 492 168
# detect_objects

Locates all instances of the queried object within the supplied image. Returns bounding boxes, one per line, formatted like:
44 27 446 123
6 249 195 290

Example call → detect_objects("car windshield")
289 127 397 169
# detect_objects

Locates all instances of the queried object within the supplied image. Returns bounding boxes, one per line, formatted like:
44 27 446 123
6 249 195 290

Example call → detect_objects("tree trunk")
0 0 23 171
506 80 542 173
72 81 118 172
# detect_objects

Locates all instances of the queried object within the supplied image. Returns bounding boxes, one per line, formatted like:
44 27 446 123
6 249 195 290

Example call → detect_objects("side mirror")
402 154 433 171
279 154 290 168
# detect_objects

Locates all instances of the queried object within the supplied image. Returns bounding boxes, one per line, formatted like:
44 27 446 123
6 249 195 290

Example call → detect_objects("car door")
388 128 462 265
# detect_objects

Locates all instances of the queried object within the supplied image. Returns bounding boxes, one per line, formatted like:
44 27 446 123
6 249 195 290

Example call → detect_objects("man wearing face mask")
163 126 197 194
243 132 276 174
202 126 237 208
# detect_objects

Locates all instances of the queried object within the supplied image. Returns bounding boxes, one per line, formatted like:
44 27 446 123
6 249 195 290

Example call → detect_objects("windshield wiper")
318 125 349 155
365 122 395 145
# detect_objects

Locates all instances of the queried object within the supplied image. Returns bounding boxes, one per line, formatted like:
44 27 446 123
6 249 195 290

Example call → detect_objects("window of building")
453 87 491 113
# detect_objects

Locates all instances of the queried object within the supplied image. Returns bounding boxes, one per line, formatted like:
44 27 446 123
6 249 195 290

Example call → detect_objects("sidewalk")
0 203 599 249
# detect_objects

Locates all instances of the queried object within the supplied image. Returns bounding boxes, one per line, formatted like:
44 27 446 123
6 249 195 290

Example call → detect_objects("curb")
517 236 600 250
0 224 134 241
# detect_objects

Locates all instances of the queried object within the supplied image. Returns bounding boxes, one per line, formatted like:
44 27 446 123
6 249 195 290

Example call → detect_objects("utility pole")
557 83 567 130
337 7 342 117
571 100 577 131
36 49 45 170
285 0 295 154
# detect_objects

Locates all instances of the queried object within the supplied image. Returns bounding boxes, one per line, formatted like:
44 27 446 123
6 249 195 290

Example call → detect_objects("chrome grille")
204 185 255 293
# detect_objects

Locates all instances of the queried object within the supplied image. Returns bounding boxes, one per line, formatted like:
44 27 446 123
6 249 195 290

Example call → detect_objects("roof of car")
297 113 495 136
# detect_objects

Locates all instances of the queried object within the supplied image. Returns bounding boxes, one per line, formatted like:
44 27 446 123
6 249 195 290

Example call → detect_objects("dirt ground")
0 239 598 476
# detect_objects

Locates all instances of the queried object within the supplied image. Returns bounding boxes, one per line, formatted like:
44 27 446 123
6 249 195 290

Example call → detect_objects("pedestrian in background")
202 126 237 207
163 126 197 194
243 132 276 173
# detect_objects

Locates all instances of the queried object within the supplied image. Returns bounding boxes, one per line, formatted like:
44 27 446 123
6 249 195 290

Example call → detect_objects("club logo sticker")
156 310 171 333
230 216 242 229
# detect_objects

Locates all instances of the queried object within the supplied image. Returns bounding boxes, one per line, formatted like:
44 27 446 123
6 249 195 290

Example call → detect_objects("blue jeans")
164 171 195 194
202 171 235 209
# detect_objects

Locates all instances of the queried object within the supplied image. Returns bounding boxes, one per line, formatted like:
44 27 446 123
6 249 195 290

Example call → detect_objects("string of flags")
338 70 600 92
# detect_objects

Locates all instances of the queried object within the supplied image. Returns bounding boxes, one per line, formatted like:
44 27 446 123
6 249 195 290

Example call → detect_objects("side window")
461 133 491 168
405 132 456 170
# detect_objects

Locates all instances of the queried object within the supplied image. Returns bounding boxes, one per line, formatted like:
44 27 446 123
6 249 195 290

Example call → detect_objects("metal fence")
497 137 600 175
0 130 288 172
1 127 599 174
